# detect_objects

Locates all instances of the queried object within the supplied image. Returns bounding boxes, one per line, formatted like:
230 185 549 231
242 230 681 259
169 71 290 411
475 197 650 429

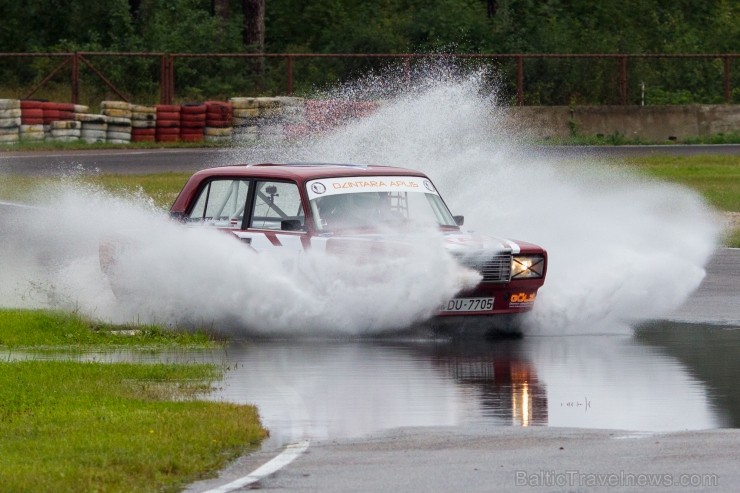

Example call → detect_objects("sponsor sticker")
306 176 440 199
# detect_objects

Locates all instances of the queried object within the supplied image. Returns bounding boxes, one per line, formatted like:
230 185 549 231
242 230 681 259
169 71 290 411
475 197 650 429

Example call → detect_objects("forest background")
0 0 737 105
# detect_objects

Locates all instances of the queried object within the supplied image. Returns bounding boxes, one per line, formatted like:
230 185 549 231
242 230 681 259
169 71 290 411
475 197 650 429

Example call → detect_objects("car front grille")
459 253 512 283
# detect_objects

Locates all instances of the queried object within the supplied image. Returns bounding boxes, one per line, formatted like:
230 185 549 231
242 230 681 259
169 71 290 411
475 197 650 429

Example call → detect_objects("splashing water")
0 64 721 335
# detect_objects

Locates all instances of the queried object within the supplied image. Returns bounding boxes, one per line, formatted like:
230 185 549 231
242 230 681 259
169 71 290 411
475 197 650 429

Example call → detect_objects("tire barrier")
20 100 44 125
101 102 133 143
20 124 45 141
180 103 206 142
0 99 21 144
78 113 108 144
0 96 378 146
50 120 81 142
156 104 180 142
131 104 156 142
230 96 305 142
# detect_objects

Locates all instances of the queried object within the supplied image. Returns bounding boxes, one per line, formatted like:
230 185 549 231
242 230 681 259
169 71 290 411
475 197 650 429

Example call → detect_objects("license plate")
441 297 494 313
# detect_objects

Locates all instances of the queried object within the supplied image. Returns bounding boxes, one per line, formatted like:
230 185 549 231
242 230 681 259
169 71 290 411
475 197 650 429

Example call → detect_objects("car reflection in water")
212 331 727 448
419 341 548 427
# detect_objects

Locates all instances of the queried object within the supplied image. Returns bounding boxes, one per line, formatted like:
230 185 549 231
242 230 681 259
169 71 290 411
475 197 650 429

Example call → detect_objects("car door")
236 180 308 252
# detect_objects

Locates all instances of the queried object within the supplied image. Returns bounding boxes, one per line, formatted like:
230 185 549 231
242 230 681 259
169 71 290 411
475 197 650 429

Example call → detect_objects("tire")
132 111 156 121
82 136 106 144
42 102 75 112
131 119 156 129
131 128 156 136
0 126 20 135
229 97 258 109
179 127 204 136
101 101 132 111
106 139 131 145
205 118 231 128
180 103 206 114
103 108 133 119
105 116 131 126
74 104 89 113
0 133 20 143
155 104 180 112
155 127 180 136
180 133 204 142
156 119 180 129
76 113 107 123
180 112 206 123
21 108 43 118
233 108 259 118
156 111 180 121
20 100 43 110
131 134 155 142
156 134 179 142
205 126 232 137
132 105 156 114
0 99 21 110
0 109 22 118
81 122 107 132
106 131 131 141
81 129 107 140
51 120 81 130
180 120 205 129
51 135 79 142
0 117 21 128
51 128 81 137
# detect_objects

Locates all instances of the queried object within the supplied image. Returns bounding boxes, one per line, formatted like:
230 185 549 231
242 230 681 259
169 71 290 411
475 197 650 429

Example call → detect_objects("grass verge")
0 360 266 493
621 155 740 247
0 309 214 349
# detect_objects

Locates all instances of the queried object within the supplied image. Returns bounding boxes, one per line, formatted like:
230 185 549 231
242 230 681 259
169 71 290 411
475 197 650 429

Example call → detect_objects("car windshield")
306 175 457 231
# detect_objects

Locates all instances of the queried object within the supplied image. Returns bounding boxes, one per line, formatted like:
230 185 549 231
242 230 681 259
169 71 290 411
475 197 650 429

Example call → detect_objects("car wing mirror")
453 215 465 226
281 219 303 231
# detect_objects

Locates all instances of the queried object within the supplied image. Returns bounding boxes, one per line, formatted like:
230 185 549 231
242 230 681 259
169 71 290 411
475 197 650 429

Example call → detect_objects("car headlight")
511 255 545 279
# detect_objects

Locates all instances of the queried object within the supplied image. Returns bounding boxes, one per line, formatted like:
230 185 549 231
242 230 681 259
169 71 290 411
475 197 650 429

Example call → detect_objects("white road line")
0 200 37 209
202 441 310 493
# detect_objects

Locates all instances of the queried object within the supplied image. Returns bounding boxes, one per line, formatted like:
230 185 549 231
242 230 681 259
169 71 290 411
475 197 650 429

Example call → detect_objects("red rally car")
163 163 547 335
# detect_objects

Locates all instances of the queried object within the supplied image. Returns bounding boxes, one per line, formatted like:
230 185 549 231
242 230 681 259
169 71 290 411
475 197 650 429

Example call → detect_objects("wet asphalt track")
2 147 739 492
1 144 738 176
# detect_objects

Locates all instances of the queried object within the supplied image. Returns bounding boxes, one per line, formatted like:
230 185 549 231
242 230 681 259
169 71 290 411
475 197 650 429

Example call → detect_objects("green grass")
0 309 214 349
623 155 740 212
1 139 226 153
541 131 740 146
0 172 191 209
0 360 266 493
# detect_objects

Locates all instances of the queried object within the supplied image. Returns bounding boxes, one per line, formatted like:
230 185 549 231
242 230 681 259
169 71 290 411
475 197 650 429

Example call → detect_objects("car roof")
190 162 428 182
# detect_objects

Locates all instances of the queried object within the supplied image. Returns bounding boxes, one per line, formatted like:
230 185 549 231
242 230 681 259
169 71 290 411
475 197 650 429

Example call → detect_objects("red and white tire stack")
42 102 75 140
131 105 156 143
0 99 21 145
19 100 44 142
155 104 180 142
180 103 206 142
101 101 133 144
77 113 108 144
204 101 233 143
230 97 259 142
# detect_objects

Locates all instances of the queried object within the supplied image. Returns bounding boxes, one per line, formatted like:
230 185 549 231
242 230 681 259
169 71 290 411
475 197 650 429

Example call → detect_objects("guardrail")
0 52 737 106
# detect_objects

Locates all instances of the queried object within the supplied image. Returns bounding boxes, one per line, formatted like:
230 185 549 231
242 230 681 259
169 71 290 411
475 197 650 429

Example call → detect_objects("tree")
242 0 265 52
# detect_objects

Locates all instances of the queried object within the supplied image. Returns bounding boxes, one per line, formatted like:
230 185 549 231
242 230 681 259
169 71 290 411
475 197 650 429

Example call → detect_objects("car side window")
188 179 250 228
250 181 305 231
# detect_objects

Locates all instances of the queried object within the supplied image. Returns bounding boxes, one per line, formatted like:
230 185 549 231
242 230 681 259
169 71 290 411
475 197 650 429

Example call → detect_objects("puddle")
4 323 739 449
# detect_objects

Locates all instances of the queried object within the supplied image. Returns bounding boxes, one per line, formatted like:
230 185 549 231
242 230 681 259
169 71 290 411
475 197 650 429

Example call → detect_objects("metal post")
168 55 175 104
619 56 628 105
71 52 79 104
517 55 524 106
723 56 731 104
